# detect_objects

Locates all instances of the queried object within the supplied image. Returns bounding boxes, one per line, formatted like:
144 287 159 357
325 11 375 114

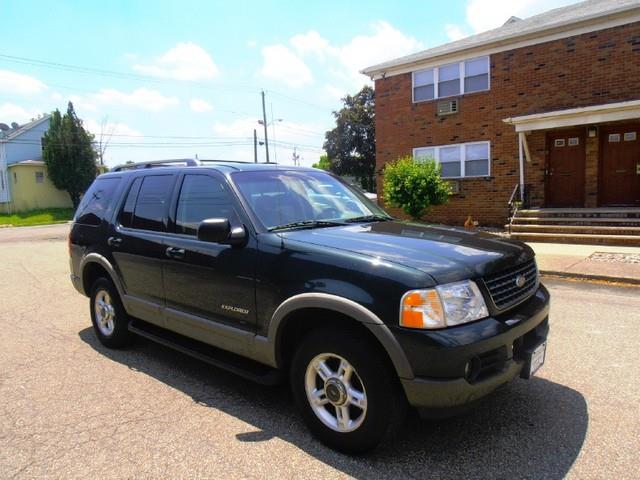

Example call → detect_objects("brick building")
362 0 640 230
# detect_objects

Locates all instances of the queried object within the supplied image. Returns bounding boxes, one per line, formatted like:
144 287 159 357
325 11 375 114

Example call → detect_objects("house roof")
503 99 640 132
0 115 50 143
361 0 640 79
8 160 46 167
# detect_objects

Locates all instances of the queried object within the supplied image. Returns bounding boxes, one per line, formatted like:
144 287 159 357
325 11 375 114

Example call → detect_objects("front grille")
484 258 538 311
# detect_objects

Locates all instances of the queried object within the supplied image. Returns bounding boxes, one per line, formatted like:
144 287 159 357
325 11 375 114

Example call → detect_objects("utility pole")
253 129 258 163
261 90 270 163
292 146 300 166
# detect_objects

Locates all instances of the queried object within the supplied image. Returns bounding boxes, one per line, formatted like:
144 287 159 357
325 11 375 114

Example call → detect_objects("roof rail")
111 159 199 171
111 158 280 171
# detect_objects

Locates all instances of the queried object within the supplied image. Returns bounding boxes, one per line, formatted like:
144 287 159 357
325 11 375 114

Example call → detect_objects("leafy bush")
382 156 450 220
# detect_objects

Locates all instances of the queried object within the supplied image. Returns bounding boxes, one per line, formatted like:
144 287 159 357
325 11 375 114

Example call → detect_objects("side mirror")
197 218 247 246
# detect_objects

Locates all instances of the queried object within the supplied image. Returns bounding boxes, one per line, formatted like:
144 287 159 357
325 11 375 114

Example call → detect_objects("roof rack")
110 158 279 172
111 159 199 171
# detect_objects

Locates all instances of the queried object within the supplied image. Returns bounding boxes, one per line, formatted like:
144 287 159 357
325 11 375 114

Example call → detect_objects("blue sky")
0 0 578 167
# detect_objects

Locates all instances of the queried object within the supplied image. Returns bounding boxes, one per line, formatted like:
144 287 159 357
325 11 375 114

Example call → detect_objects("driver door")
162 171 257 339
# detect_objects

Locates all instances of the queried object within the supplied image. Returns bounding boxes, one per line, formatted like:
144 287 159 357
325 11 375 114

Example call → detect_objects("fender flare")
268 293 414 379
79 253 126 297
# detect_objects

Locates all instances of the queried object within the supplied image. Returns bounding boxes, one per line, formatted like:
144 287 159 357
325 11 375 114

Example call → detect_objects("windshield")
232 170 390 230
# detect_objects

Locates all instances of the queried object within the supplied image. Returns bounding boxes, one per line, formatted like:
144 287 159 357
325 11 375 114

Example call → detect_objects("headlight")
400 280 489 329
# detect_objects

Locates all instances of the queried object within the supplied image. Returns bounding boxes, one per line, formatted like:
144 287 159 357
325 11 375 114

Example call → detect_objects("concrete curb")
540 270 640 286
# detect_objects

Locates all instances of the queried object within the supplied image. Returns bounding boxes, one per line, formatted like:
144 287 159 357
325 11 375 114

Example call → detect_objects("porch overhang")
502 100 640 132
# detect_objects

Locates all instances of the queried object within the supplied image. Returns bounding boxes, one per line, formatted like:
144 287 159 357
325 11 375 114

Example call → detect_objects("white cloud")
260 45 313 88
213 118 325 166
190 98 213 113
282 22 423 89
465 0 579 33
247 40 257 48
133 42 219 81
0 70 47 95
322 84 345 102
0 103 42 123
213 117 260 139
445 24 467 41
84 118 142 138
291 31 331 60
337 21 423 76
92 88 178 112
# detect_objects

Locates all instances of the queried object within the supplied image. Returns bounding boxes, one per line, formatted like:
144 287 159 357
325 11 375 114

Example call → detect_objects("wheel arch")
269 293 414 379
80 253 125 298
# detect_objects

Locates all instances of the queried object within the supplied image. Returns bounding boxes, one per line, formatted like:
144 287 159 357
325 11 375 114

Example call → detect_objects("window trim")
35 171 45 184
172 172 241 237
412 56 490 103
413 141 491 179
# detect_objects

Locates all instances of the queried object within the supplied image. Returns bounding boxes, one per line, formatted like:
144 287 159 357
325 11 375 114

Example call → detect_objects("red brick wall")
375 21 640 226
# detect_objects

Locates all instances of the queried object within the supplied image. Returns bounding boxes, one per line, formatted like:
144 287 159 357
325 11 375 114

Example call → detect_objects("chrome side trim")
268 293 414 379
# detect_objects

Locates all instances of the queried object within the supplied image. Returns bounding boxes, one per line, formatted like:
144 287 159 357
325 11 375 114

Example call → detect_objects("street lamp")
257 118 283 163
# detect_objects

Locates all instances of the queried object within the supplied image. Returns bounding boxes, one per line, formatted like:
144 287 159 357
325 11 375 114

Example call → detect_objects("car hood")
279 220 534 284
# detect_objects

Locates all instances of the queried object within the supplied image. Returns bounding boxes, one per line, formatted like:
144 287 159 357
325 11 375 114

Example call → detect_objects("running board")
128 319 284 386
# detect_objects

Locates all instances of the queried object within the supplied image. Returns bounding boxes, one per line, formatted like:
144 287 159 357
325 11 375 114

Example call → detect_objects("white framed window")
35 171 44 184
413 141 490 178
413 56 489 103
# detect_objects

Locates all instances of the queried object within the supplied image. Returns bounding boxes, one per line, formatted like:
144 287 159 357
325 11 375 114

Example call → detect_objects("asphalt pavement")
0 231 638 479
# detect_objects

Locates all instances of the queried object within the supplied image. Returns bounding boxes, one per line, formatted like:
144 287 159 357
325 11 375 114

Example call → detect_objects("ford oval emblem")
515 274 527 288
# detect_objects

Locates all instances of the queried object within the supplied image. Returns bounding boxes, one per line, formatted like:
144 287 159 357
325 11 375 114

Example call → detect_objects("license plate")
529 342 546 377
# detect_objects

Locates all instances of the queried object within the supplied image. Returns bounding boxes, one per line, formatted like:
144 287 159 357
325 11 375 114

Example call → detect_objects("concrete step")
508 224 640 235
509 232 640 246
517 208 640 220
511 217 640 226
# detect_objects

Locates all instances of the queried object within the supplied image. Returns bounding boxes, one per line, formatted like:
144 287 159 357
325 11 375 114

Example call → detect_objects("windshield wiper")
268 220 347 232
344 214 393 223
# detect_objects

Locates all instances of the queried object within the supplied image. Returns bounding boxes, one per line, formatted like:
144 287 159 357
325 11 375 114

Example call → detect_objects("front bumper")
397 283 550 409
70 273 84 295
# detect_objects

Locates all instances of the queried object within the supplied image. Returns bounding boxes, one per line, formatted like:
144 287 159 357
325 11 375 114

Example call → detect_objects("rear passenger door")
110 173 176 324
162 171 258 338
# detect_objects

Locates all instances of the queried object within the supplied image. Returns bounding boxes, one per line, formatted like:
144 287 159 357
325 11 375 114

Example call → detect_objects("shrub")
382 156 450 220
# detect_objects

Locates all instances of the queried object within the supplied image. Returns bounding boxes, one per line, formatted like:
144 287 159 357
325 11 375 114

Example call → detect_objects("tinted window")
175 174 237 235
74 177 121 226
118 177 142 228
131 175 174 232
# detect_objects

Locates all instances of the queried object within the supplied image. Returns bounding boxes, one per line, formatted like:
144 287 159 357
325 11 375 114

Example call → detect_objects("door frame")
597 123 639 207
544 129 586 208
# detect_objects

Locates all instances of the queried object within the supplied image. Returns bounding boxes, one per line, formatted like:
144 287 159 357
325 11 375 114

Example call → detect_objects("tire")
89 277 133 349
290 328 407 453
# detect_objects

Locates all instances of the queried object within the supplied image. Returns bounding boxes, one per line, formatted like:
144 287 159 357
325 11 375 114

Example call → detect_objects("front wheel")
290 329 407 453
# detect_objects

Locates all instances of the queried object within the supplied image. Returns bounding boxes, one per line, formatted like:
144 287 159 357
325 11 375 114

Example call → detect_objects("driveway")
0 235 638 479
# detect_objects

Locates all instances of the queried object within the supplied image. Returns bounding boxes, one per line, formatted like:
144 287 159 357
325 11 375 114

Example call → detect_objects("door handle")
107 236 122 247
165 247 186 259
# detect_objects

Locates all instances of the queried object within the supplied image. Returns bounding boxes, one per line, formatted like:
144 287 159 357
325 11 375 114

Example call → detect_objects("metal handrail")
507 184 521 236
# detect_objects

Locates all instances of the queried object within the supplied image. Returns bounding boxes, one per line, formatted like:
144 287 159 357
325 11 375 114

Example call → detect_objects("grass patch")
0 208 74 227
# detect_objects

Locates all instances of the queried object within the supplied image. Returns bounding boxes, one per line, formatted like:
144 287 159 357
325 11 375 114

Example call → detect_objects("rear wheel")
290 328 407 453
90 277 133 348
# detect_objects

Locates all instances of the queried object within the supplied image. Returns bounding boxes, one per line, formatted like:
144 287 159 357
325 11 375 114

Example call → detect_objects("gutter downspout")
518 132 525 203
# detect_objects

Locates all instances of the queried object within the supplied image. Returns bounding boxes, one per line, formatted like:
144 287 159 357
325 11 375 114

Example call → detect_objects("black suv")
69 159 549 453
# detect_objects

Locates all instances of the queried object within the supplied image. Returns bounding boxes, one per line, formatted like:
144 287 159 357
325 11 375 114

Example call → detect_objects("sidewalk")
528 242 640 285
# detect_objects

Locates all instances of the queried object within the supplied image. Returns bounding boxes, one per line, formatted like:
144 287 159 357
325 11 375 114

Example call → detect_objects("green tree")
382 156 450 220
323 85 375 191
312 154 331 170
43 102 97 208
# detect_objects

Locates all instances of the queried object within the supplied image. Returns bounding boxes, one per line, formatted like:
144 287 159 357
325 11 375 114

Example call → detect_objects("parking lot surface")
1 230 639 479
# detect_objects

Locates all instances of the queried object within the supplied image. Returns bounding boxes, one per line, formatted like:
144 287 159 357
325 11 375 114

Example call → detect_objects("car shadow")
79 328 587 479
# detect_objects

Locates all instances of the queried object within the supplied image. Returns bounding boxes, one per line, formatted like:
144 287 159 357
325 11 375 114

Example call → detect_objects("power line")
0 53 337 113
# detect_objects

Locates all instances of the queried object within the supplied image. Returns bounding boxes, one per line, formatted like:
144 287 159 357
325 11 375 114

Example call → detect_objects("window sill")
412 88 491 105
